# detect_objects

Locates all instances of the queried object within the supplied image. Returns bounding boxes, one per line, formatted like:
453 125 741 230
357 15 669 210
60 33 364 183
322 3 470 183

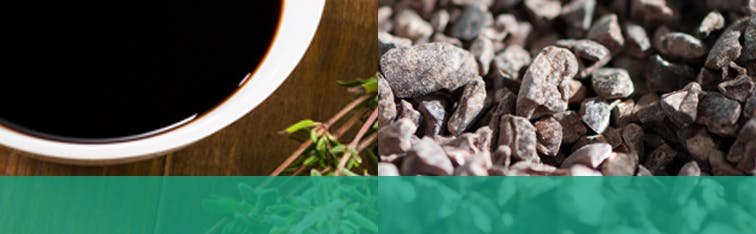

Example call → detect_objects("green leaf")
237 183 256 203
285 120 317 134
263 215 288 226
315 137 327 155
201 196 239 215
336 79 368 87
330 145 346 154
361 79 378 94
303 155 319 166
341 169 359 176
347 146 359 159
345 210 378 233
309 129 319 143
310 169 322 176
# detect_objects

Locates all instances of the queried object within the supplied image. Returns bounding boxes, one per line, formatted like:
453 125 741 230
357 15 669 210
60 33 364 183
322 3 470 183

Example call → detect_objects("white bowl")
0 0 326 164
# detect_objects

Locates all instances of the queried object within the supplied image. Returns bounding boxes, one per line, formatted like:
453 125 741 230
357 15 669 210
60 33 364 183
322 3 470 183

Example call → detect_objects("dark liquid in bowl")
0 1 281 142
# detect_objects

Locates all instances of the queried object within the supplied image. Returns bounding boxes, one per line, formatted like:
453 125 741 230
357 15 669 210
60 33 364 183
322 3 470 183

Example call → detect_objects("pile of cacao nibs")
377 0 756 176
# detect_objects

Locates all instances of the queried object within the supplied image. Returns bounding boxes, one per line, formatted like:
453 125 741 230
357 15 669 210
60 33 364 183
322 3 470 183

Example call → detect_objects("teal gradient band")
0 177 377 234
1 177 754 234
379 177 755 234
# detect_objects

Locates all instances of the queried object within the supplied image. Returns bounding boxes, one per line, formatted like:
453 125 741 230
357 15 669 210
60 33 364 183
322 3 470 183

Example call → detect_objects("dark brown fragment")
379 162 401 176
432 33 464 47
506 21 533 47
611 56 648 96
742 16 756 61
717 76 753 103
630 0 677 26
643 143 677 175
402 137 454 175
611 99 635 127
493 145 512 167
498 114 539 162
659 32 708 60
559 0 596 37
506 161 557 176
587 14 624 53
378 32 412 58
398 100 421 127
652 25 670 54
621 123 644 157
568 80 587 104
561 143 612 168
683 127 716 162
417 98 448 136
470 37 495 75
677 161 701 176
448 79 486 135
393 9 433 43
696 11 725 38
579 98 611 134
516 46 578 119
636 165 653 176
491 45 532 82
602 152 638 176
704 30 742 70
534 117 562 156
646 55 695 92
745 93 756 119
709 150 745 176
553 111 587 144
378 6 393 32
660 82 702 128
380 42 478 98
380 154 404 164
378 75 397 126
696 68 722 91
486 88 517 143
454 152 492 176
451 0 495 7
431 9 450 32
556 39 611 78
378 119 418 155
603 127 624 150
443 127 493 166
634 94 665 124
481 14 516 42
623 22 651 58
524 0 562 20
591 68 634 99
449 4 490 41
570 134 608 152
562 164 602 176
728 118 756 172
697 92 742 136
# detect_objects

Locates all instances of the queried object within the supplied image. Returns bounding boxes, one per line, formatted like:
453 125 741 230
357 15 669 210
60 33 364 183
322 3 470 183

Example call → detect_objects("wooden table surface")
0 0 377 175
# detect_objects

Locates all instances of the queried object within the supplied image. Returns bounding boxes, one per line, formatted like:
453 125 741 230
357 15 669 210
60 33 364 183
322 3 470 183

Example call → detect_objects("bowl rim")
0 0 326 165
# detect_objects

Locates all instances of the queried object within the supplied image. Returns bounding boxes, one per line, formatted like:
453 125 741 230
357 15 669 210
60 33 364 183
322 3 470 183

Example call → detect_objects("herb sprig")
270 73 379 176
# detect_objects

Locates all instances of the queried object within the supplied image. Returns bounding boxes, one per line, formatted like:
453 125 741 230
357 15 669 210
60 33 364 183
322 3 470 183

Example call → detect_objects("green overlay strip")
1 177 754 233
0 177 377 234
380 177 755 234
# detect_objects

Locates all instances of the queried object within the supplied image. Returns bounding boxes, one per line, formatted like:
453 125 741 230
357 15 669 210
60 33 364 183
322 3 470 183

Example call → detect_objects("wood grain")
0 0 377 175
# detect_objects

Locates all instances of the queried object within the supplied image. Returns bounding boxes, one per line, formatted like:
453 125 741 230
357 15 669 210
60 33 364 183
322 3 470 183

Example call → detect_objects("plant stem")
356 132 377 153
292 165 309 176
270 95 370 176
335 108 378 175
270 139 314 176
324 95 370 130
334 110 365 138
